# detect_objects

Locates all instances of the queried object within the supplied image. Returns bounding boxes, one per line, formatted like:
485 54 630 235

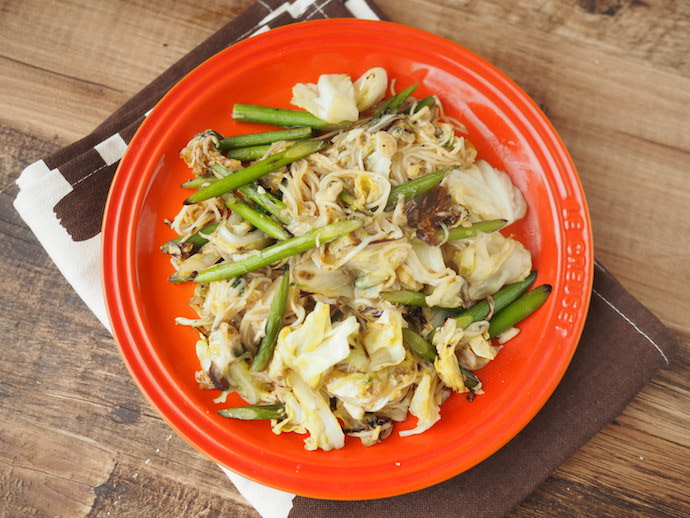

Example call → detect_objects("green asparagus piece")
374 84 418 118
385 166 454 210
252 269 290 371
218 127 314 151
408 96 435 114
454 271 537 329
380 290 462 312
232 104 352 131
161 222 219 253
185 140 325 204
225 144 271 161
444 219 507 242
238 183 291 224
211 165 291 224
402 328 437 362
339 190 373 215
181 176 215 189
183 172 290 224
382 290 428 307
223 193 290 241
488 284 552 338
460 367 480 388
194 219 363 283
218 404 286 420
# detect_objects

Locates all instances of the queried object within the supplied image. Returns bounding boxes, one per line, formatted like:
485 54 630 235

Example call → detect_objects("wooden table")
1 1 688 516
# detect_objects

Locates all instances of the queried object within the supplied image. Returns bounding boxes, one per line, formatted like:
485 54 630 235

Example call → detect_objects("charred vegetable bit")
385 166 455 211
374 84 418 118
251 269 290 371
218 404 286 420
161 222 219 254
408 185 461 245
342 415 392 434
488 284 552 338
232 104 352 131
225 144 271 162
209 363 230 391
194 219 363 283
185 140 325 204
218 127 314 151
222 193 290 241
454 271 537 329
402 328 437 362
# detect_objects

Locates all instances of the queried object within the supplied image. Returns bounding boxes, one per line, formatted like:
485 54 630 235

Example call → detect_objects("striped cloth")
13 1 678 517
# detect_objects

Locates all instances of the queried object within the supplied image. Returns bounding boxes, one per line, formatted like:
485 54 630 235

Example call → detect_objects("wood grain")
1 0 688 517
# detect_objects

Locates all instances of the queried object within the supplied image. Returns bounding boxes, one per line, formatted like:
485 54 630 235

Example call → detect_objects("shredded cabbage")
291 73 359 124
449 231 532 301
444 160 527 224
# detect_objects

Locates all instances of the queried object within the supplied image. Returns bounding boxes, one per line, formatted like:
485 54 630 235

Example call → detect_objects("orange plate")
102 19 593 500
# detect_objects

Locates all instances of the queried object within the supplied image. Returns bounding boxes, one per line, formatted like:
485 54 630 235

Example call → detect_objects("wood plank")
378 0 690 76
0 0 255 143
1 1 689 517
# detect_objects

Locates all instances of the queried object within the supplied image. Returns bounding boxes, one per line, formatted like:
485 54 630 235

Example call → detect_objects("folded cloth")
13 1 679 517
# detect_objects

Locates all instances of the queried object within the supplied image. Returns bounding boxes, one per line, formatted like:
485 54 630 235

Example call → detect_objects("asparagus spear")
225 144 271 161
382 290 428 307
385 165 454 210
459 367 480 388
251 269 290 371
380 290 462 312
181 176 215 189
488 284 552 338
182 171 290 225
232 104 352 131
212 165 291 224
402 328 436 362
161 222 219 254
374 84 419 118
408 220 507 246
218 404 286 420
237 183 291 224
218 127 313 151
223 193 290 241
408 96 435 114
185 140 325 204
339 189 373 215
193 219 363 283
444 219 507 242
454 272 537 329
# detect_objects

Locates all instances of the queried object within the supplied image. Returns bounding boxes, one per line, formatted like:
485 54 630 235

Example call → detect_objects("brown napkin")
13 1 679 517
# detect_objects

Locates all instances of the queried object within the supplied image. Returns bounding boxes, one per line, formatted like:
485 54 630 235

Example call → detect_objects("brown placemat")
13 1 679 517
